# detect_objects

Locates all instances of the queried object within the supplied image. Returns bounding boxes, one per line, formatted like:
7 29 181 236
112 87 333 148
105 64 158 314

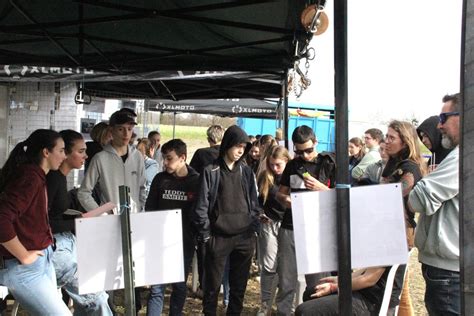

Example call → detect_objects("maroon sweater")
0 164 53 258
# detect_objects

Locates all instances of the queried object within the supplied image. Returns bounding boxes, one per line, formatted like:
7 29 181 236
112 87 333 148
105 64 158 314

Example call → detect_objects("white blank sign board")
0 286 8 300
76 210 184 294
292 183 408 275
292 190 338 274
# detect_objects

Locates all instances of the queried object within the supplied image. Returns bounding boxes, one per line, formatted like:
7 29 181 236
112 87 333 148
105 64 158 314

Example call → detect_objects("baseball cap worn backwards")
109 108 137 126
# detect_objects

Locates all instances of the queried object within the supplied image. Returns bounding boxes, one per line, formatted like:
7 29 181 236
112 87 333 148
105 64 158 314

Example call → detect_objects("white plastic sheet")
76 210 184 294
292 183 408 275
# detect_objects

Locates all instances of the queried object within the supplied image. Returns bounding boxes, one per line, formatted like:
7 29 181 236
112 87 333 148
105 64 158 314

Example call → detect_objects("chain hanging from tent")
288 0 327 98
288 39 316 98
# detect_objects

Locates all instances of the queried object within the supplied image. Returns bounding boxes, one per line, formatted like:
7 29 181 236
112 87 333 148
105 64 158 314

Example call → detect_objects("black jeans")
202 231 255 315
422 264 460 316
295 292 377 316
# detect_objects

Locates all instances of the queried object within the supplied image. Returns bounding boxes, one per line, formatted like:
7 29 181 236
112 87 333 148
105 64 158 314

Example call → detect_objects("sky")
292 0 463 136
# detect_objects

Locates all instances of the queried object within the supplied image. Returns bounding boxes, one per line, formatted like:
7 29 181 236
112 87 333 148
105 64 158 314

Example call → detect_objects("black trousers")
295 292 385 316
202 231 255 316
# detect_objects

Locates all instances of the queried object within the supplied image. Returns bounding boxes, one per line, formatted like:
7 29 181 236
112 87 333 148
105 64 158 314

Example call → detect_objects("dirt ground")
116 248 428 315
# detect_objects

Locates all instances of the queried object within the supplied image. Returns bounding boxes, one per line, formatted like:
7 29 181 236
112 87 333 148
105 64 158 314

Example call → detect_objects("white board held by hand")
76 209 184 294
291 183 407 275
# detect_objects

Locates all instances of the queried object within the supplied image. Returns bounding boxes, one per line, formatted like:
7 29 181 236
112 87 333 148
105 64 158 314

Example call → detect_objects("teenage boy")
192 125 261 316
145 139 200 316
189 124 226 297
276 125 336 315
351 128 384 181
190 124 225 174
78 108 147 213
77 108 146 312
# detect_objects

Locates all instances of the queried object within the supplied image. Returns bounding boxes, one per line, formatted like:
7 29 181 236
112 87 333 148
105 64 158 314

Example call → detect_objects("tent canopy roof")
0 0 315 99
146 98 279 119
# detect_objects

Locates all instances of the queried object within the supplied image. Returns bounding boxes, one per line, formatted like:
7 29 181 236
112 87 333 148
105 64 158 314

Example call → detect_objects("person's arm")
145 174 161 211
1 237 43 264
137 158 147 211
263 184 287 220
400 172 416 199
312 267 386 298
360 162 376 183
303 174 330 191
351 267 386 290
248 168 262 219
192 169 212 242
352 151 380 180
77 157 100 211
0 176 45 264
276 185 291 209
408 149 458 215
145 161 158 186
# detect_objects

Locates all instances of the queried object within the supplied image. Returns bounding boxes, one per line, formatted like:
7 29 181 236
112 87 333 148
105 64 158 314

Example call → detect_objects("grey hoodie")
78 144 147 213
409 147 459 271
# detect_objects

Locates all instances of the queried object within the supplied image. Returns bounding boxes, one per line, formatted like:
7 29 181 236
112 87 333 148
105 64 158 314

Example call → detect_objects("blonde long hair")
257 145 291 203
388 120 427 175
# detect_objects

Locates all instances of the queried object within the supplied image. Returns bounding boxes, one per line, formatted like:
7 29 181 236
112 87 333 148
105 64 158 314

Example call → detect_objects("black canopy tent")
0 1 338 314
0 0 315 100
146 98 279 119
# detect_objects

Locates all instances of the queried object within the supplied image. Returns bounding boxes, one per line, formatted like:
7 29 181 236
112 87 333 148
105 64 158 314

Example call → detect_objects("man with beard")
409 93 460 315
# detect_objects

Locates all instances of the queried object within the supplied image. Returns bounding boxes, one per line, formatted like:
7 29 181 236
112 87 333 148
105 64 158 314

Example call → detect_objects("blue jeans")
222 258 230 306
0 245 71 315
146 242 194 316
422 263 460 315
53 232 112 316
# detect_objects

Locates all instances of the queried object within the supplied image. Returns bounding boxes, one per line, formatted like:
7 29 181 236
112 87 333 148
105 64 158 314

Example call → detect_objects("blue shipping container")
237 103 335 152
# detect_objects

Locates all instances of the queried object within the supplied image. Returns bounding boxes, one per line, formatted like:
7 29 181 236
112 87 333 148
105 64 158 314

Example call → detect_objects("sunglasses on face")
439 111 459 124
294 147 315 155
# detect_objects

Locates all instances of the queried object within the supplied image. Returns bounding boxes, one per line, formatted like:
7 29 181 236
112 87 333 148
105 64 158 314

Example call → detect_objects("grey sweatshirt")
78 144 147 213
352 146 381 180
409 147 459 271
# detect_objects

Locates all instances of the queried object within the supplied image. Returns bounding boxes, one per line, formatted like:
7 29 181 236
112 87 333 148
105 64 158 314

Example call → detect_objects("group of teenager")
0 92 461 316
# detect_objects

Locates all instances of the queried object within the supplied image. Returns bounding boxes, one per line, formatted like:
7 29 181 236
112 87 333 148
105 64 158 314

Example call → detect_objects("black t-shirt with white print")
145 165 199 244
280 155 335 230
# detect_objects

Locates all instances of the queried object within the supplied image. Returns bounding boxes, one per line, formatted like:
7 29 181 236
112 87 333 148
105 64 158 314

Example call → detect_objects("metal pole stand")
119 185 136 316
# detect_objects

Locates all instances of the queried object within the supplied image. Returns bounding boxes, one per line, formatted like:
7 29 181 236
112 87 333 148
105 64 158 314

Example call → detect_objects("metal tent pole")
334 0 352 314
119 185 136 316
460 0 474 313
283 75 289 149
173 112 176 139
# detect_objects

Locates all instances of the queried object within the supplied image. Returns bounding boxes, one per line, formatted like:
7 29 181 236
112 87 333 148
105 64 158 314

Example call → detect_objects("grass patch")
138 125 210 163
158 125 207 140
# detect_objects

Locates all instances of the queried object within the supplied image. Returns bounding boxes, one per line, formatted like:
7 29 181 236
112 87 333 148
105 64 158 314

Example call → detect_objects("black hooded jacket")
192 125 260 239
417 115 452 165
